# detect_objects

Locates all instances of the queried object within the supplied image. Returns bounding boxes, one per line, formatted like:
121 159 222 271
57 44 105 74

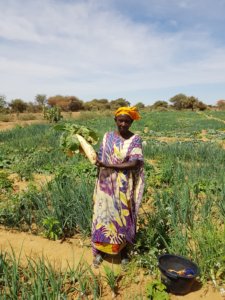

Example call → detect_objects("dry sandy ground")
0 112 81 131
0 119 47 131
0 228 224 300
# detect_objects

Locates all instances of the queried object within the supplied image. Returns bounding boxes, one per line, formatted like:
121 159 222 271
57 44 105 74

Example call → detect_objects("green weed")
42 216 63 240
146 280 169 300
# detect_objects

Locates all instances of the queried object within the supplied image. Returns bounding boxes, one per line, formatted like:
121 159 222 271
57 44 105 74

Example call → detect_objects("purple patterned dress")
92 131 144 255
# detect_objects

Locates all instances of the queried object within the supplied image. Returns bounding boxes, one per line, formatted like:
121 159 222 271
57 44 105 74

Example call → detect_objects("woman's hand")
95 158 108 168
95 158 141 170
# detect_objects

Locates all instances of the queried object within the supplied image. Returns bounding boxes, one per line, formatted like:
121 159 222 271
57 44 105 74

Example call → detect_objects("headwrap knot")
114 106 141 120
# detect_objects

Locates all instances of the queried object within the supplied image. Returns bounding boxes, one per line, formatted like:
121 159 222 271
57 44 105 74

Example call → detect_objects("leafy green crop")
42 216 63 240
43 106 63 123
0 171 12 192
54 123 99 153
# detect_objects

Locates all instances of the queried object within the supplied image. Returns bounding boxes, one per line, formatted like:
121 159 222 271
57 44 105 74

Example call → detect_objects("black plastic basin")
158 254 200 295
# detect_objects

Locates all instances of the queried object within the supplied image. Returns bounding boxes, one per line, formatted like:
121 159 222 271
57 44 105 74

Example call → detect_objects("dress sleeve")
98 133 108 161
98 141 103 160
128 135 144 162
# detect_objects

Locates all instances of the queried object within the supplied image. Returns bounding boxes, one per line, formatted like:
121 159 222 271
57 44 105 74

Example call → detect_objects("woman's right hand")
95 158 108 168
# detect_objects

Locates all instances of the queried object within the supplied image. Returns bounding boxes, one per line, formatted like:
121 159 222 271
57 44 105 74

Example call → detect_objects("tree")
196 101 207 111
152 100 168 109
217 100 225 110
47 95 83 111
35 94 47 106
186 96 198 111
26 102 42 113
48 95 65 108
0 95 7 112
169 93 188 110
96 99 110 110
84 99 110 111
68 96 84 111
110 98 130 109
9 99 27 113
135 102 145 109
169 94 207 110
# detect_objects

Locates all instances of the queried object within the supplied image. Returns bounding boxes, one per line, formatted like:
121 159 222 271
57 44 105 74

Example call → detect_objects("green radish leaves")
54 123 98 154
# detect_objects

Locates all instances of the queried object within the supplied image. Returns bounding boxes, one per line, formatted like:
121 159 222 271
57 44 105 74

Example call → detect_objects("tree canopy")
35 94 47 106
152 100 168 108
84 99 110 111
217 100 225 110
135 102 145 109
0 92 211 114
47 95 84 111
0 95 7 112
169 93 207 111
110 98 130 109
9 99 28 113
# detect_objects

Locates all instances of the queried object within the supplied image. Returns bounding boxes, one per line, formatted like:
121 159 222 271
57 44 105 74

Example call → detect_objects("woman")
92 106 144 267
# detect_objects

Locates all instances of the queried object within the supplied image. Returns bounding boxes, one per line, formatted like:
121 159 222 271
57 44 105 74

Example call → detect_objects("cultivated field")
0 110 225 299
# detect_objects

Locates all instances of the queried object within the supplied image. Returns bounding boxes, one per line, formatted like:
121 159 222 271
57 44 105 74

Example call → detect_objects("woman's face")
115 115 133 134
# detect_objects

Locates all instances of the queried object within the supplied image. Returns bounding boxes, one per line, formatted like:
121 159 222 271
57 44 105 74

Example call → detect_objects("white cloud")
0 0 225 104
0 57 68 77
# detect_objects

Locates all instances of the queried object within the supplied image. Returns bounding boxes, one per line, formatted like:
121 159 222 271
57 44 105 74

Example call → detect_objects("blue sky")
0 0 225 105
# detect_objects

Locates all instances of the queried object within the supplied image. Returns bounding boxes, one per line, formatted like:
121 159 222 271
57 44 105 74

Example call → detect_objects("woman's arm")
96 158 140 170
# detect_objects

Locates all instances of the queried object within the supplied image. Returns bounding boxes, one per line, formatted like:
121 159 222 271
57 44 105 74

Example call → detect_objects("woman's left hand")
96 158 140 170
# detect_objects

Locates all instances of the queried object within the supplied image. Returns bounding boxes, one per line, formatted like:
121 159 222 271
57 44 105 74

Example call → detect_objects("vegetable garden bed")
0 110 225 299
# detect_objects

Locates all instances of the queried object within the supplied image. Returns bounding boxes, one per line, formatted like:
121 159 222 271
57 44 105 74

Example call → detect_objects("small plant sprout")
103 265 120 298
42 216 63 240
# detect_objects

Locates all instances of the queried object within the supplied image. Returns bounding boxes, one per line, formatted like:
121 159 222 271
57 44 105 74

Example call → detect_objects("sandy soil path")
0 227 93 270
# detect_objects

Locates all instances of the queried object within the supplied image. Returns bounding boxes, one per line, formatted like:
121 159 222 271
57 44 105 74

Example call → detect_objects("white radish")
75 134 97 164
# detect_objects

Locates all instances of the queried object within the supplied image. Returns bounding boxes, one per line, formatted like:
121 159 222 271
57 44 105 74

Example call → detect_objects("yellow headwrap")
114 106 141 120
